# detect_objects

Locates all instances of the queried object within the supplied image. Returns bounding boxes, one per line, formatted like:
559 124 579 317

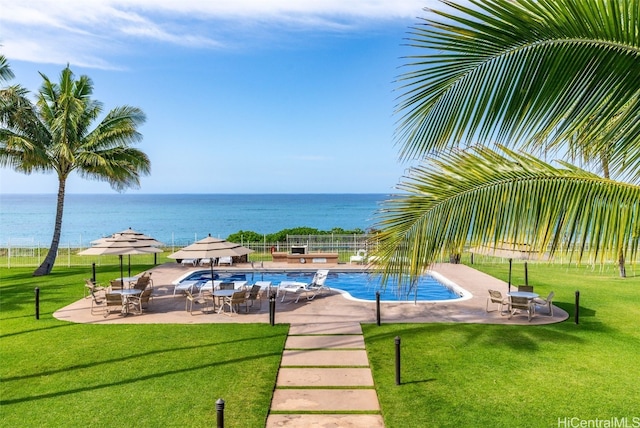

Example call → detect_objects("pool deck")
54 261 568 325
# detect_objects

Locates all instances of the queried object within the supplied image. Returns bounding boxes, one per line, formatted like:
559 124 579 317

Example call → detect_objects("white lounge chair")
279 270 330 303
173 280 201 296
218 256 233 266
181 258 198 267
350 249 367 264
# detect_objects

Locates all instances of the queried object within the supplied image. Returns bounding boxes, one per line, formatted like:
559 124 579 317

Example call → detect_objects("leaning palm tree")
374 0 640 282
0 65 150 276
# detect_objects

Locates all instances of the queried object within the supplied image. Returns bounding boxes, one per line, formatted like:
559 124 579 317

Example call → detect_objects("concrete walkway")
266 322 384 427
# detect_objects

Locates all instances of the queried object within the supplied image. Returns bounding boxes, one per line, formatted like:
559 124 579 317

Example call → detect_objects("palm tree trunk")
33 177 66 276
618 249 626 278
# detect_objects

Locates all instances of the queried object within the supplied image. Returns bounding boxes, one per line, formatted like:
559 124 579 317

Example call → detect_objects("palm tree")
374 0 640 281
0 54 14 83
0 65 150 276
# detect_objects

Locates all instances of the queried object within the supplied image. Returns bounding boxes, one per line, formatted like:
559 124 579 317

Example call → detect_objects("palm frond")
396 0 640 178
371 146 640 285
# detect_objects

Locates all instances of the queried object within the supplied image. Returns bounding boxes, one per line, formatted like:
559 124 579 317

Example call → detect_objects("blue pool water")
179 270 464 302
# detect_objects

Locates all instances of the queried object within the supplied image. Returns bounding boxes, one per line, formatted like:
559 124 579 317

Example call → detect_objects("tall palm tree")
0 65 150 276
374 0 640 281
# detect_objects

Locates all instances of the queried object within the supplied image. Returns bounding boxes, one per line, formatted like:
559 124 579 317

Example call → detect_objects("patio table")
111 288 142 314
213 289 237 314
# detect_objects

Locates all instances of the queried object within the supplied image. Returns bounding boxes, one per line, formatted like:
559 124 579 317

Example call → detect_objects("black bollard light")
395 336 401 385
35 287 40 320
376 291 381 326
269 293 276 326
575 290 580 324
92 263 96 283
216 398 225 428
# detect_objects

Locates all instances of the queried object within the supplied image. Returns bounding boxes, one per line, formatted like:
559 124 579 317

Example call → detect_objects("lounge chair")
508 295 535 321
350 249 367 265
279 270 330 303
486 289 508 314
533 291 555 316
218 256 233 266
173 280 201 296
181 258 198 267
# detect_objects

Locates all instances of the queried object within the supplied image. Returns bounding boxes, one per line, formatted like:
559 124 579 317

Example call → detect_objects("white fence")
0 234 375 268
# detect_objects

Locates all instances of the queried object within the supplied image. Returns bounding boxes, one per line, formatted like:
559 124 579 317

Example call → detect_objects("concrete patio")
54 261 568 326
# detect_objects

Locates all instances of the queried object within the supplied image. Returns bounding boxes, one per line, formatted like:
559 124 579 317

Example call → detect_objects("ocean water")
0 193 388 246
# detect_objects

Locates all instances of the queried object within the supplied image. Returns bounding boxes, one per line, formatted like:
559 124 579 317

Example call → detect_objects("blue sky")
0 0 442 194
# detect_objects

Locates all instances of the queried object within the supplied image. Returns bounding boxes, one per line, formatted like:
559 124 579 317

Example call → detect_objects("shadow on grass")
0 348 283 405
361 313 617 354
1 330 286 383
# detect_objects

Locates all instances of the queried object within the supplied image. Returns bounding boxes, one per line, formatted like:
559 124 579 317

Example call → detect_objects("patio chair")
132 274 150 291
508 295 535 321
222 290 248 315
104 293 123 317
181 258 198 267
533 291 555 316
518 285 534 292
350 249 367 264
246 284 262 310
485 290 509 315
128 288 153 314
185 289 214 315
109 279 123 291
84 278 105 298
90 289 107 315
486 289 508 314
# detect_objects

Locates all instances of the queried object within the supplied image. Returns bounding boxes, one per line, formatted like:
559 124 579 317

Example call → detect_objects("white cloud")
0 0 432 68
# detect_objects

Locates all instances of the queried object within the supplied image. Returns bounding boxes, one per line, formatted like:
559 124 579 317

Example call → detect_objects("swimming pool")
176 270 469 302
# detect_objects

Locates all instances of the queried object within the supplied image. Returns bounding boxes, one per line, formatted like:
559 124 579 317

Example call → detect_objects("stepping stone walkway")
266 322 384 427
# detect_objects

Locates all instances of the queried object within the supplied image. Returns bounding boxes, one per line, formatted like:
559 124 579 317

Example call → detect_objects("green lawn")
0 265 289 428
363 260 640 427
2 261 639 427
